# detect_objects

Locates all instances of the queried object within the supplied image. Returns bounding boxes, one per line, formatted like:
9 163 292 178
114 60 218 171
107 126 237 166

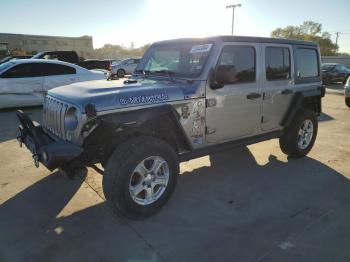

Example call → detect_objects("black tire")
117 69 125 78
279 109 318 158
345 97 350 108
103 136 179 220
324 76 332 85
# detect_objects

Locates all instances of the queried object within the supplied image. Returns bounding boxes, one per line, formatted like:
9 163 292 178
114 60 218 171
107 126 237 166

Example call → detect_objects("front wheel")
117 69 125 78
346 97 350 108
103 136 179 219
279 109 318 158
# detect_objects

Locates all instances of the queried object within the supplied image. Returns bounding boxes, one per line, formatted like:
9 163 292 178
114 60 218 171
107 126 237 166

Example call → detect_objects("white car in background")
110 58 140 78
0 59 107 109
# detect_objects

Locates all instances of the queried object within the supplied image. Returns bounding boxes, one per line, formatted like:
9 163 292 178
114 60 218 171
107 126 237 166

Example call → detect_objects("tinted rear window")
2 63 43 78
43 63 76 76
296 48 319 78
265 47 291 80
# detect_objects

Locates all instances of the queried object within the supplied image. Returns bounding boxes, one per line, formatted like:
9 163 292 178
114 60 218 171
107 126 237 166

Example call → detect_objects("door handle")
281 89 293 95
246 93 261 100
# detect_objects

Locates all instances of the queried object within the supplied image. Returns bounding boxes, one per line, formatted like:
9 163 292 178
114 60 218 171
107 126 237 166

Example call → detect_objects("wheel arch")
280 89 322 128
81 105 192 165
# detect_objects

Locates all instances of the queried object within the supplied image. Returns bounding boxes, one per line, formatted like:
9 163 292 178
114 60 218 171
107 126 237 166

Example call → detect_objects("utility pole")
226 3 241 35
335 32 340 46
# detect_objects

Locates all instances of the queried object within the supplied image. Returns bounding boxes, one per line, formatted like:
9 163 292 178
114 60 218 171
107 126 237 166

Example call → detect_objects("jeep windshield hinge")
206 98 217 108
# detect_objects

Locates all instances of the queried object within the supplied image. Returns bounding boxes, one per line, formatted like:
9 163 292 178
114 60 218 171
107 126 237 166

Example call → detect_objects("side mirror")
210 65 237 89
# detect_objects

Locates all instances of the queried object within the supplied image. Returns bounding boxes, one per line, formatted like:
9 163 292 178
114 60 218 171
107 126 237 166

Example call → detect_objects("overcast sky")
1 0 349 52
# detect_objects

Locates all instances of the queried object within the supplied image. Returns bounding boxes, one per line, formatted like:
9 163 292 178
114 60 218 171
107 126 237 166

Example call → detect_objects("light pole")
226 4 241 35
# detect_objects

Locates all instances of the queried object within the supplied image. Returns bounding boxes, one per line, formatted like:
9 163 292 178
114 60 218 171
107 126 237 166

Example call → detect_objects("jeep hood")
48 78 205 112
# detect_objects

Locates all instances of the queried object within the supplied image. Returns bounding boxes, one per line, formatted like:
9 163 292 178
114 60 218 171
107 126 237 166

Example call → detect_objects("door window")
2 63 43 78
217 46 256 84
265 47 291 80
296 48 319 78
340 65 348 71
43 63 76 76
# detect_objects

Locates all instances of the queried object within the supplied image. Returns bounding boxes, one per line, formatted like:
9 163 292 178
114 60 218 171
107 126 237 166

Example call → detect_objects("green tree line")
271 21 345 56
91 43 151 59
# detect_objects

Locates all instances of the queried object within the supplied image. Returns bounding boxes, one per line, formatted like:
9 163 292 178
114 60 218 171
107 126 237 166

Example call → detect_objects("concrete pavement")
0 93 349 262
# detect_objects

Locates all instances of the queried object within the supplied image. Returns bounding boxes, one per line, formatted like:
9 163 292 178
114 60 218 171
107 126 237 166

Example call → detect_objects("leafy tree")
91 43 151 59
271 21 338 56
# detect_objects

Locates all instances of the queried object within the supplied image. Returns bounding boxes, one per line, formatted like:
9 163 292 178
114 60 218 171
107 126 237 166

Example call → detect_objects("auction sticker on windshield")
190 44 212 54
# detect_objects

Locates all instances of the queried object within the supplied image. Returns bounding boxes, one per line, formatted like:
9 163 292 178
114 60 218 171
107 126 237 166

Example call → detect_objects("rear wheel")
279 109 318 158
324 76 332 85
345 97 350 108
117 69 125 78
103 136 179 219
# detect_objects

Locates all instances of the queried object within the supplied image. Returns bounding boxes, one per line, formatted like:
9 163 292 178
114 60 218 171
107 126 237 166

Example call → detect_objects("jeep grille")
43 96 69 140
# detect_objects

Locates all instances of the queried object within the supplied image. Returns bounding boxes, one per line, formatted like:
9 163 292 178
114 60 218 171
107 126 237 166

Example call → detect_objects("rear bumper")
16 110 83 171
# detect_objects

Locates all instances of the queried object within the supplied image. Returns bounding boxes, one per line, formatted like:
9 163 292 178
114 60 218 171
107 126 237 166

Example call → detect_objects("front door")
125 59 137 74
205 43 262 144
0 63 44 107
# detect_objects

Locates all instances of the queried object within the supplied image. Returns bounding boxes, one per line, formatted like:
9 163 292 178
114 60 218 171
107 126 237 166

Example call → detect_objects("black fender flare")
280 89 322 128
83 104 192 155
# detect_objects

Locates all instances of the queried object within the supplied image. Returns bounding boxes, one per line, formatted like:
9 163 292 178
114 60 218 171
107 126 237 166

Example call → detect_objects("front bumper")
16 110 83 171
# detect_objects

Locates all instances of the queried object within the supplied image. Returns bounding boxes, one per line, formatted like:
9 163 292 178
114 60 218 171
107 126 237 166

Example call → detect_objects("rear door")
0 63 44 107
42 63 77 91
261 44 294 131
125 59 138 74
339 65 349 82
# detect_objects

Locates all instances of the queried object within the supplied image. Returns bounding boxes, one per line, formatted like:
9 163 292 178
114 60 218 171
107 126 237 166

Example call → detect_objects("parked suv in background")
110 58 140 78
16 36 323 219
78 59 114 71
322 63 350 84
32 51 81 64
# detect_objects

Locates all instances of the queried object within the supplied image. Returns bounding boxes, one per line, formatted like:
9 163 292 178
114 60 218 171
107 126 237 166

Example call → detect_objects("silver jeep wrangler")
17 36 324 219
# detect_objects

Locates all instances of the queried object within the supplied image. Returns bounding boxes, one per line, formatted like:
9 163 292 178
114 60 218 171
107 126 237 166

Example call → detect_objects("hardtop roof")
154 35 318 47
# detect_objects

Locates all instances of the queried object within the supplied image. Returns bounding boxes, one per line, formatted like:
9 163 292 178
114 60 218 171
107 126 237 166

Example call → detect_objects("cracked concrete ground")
0 92 349 262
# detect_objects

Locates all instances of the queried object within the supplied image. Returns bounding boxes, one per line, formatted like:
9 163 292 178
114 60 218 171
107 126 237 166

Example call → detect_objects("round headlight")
64 106 78 131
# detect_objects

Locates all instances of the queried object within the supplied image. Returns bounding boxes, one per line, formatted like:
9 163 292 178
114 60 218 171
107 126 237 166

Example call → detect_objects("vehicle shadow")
1 147 350 262
130 147 350 262
0 169 159 262
325 83 344 90
318 112 334 122
0 106 42 142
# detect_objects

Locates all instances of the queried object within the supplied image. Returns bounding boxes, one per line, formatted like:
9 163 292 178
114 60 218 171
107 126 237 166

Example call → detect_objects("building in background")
322 56 350 68
0 33 93 58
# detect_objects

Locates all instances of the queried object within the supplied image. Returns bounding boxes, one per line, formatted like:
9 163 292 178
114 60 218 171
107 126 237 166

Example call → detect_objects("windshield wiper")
134 69 150 74
134 69 151 78
152 70 176 82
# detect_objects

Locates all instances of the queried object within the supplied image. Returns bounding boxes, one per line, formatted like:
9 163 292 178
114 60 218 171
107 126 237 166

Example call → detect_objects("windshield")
136 42 213 78
321 64 335 70
0 61 14 74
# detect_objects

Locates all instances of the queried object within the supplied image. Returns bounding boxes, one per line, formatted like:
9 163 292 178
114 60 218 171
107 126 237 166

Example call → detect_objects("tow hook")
33 154 40 168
